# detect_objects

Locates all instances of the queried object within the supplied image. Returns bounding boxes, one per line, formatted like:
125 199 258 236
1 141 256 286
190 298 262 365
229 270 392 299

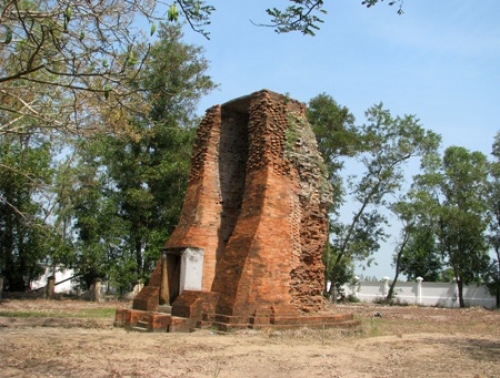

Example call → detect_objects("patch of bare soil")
1 299 499 378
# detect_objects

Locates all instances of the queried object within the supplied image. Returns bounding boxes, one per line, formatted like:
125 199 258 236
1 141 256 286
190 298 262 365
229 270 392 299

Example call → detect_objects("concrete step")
158 305 172 314
131 326 150 332
136 320 149 328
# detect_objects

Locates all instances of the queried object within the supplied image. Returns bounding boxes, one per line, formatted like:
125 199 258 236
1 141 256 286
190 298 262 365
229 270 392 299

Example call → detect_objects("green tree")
0 134 57 290
387 199 417 300
398 226 443 282
387 195 443 301
483 259 500 308
333 104 439 298
310 99 441 298
486 132 500 307
0 0 162 137
414 146 491 307
103 24 213 280
60 144 128 290
307 94 363 296
0 0 398 141
324 249 356 300
0 0 398 136
0 0 161 249
308 93 361 211
0 0 398 195
59 24 215 288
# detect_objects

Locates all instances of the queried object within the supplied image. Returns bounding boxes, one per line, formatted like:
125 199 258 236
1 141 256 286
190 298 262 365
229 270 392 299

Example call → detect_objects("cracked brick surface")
135 90 333 325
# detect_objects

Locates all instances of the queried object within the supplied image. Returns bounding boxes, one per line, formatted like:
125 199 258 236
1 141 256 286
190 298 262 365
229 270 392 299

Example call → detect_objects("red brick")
120 90 356 332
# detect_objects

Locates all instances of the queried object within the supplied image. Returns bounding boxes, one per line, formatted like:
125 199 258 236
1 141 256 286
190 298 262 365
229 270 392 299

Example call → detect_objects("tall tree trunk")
387 230 410 302
387 272 399 302
327 255 343 303
496 246 500 308
135 239 143 277
457 278 465 308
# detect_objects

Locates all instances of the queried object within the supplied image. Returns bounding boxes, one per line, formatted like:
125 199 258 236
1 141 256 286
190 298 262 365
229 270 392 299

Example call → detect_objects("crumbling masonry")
115 90 358 331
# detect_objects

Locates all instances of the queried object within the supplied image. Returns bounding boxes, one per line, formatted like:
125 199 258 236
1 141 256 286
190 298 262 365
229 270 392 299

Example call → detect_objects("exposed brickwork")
123 90 350 332
209 90 332 319
114 308 131 327
165 106 223 291
132 286 159 312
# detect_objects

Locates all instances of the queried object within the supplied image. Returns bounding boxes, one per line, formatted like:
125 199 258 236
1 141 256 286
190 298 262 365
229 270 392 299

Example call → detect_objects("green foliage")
323 248 355 299
0 0 156 137
387 195 445 300
0 135 58 290
266 1 326 35
485 131 500 307
390 197 444 284
339 104 439 293
398 226 444 281
56 24 215 289
412 146 491 307
310 98 441 297
483 260 500 307
347 294 360 303
2 23 216 294
362 0 404 14
308 93 360 215
263 0 403 35
173 0 216 39
308 94 359 164
307 95 361 293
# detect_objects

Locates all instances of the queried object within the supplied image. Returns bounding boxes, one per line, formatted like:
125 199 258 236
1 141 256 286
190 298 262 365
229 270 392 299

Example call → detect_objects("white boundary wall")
342 277 496 309
31 266 77 294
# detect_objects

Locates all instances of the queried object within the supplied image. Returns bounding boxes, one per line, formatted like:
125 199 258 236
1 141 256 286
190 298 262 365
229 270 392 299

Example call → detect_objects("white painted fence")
342 277 497 309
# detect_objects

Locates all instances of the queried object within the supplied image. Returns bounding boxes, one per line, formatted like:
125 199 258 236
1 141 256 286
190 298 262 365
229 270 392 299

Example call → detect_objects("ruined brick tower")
115 90 358 331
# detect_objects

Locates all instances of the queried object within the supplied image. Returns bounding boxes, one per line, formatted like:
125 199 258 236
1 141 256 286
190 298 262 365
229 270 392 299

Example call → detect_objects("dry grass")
1 299 500 378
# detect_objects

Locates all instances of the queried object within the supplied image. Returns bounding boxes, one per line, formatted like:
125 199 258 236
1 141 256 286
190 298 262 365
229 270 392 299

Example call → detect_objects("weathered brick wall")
286 105 333 313
164 106 223 291
210 90 331 316
218 109 249 258
133 89 332 319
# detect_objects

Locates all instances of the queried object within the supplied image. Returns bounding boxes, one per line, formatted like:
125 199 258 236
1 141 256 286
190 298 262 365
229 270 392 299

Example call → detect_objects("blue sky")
175 1 500 279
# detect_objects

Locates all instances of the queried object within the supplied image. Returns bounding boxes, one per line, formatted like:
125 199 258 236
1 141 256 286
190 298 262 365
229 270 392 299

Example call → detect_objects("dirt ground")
1 299 499 378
